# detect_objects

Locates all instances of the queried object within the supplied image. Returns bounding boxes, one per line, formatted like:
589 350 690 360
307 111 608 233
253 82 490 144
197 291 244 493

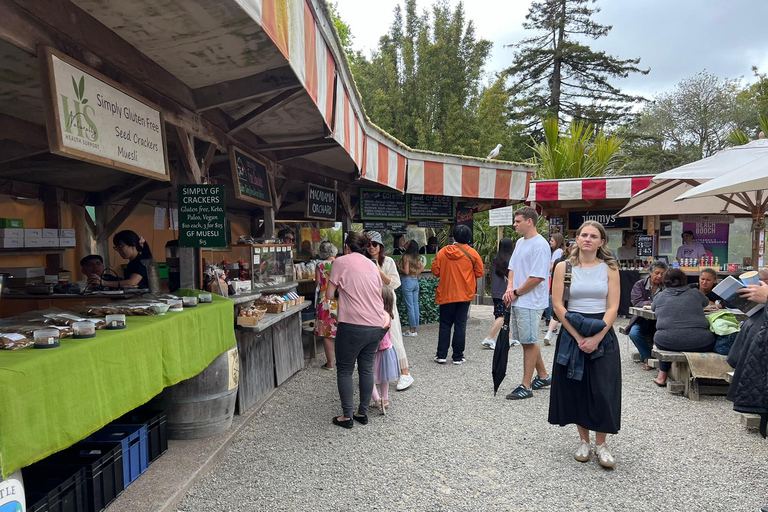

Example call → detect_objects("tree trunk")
549 0 567 120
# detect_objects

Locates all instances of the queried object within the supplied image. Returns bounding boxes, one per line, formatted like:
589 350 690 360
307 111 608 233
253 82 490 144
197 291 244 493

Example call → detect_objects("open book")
713 276 765 317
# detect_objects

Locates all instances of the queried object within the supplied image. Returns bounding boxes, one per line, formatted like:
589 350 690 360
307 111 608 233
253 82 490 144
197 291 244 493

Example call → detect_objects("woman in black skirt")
549 221 621 468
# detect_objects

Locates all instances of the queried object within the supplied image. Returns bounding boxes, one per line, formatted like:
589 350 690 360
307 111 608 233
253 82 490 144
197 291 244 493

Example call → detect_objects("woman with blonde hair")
398 240 424 337
549 221 621 468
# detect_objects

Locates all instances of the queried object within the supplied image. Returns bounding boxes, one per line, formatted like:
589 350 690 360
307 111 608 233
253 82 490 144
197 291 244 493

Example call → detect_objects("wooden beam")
282 158 355 183
200 143 217 178
96 183 155 242
42 186 61 272
338 191 355 221
227 88 304 135
277 179 292 210
272 145 337 162
173 126 202 184
193 65 300 111
256 137 337 152
0 114 48 147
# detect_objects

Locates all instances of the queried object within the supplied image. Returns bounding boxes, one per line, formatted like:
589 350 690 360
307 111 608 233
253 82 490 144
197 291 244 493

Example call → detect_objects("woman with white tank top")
549 221 621 468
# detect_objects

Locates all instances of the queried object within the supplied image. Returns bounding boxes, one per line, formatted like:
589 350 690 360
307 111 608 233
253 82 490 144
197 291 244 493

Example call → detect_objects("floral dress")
314 260 338 338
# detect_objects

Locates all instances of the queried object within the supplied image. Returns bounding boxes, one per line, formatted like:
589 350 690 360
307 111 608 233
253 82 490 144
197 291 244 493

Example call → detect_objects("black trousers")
436 301 471 362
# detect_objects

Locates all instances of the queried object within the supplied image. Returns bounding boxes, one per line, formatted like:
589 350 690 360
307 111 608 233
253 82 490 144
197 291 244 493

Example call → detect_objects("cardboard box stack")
0 219 23 248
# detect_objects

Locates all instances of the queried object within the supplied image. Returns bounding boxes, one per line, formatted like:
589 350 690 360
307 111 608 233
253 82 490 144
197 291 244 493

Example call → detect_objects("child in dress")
371 288 401 415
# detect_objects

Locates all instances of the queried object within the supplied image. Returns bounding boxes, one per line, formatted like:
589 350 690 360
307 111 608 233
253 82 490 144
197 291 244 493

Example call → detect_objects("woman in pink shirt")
326 232 390 428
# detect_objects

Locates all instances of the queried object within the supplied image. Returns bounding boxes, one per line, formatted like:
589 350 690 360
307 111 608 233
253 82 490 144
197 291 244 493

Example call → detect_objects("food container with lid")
34 328 60 349
150 303 170 315
182 296 198 308
168 299 184 311
106 314 126 330
73 321 96 339
198 293 212 303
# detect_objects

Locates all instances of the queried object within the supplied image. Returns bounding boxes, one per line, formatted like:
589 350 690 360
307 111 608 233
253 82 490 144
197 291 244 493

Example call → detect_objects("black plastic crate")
114 406 168 464
84 425 147 488
33 442 124 512
23 464 87 512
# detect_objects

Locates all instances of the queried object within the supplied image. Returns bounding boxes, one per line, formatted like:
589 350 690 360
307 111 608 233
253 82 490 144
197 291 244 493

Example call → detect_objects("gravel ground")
178 306 768 511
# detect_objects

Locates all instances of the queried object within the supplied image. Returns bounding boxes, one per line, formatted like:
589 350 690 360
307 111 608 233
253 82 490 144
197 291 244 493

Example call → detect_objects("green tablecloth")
0 292 235 479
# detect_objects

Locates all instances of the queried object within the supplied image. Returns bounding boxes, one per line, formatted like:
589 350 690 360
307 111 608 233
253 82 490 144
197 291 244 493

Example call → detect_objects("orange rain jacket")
431 243 485 304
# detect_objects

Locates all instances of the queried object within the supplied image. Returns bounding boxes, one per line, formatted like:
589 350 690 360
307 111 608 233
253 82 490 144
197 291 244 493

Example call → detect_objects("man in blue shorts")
503 206 551 400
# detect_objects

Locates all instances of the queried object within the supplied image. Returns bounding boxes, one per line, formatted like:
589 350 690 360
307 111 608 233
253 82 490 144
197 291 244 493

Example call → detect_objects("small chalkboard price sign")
360 188 407 221
408 194 454 219
229 146 271 207
306 184 336 221
636 235 655 257
178 185 227 248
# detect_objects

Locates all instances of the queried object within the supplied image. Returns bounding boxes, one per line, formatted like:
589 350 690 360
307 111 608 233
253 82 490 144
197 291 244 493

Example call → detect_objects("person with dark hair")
419 236 439 255
549 220 621 468
398 240 424 338
503 206 552 400
392 234 407 255
326 232 390 428
627 260 667 369
543 233 566 326
431 224 484 365
616 232 637 261
101 230 153 289
80 255 117 290
277 228 295 244
689 267 730 307
482 238 515 349
652 268 715 386
367 231 415 391
676 230 707 263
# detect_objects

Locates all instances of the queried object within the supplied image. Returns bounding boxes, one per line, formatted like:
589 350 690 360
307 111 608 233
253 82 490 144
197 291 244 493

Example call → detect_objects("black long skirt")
547 313 622 434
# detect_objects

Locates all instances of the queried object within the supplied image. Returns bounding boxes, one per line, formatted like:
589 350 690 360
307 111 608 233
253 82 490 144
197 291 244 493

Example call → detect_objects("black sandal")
353 414 368 425
654 380 667 387
332 416 353 428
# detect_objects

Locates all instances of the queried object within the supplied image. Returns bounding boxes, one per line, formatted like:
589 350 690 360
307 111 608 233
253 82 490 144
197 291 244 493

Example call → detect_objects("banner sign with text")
41 47 169 180
489 206 515 226
360 188 407 221
179 185 227 248
568 209 630 230
305 184 336 221
408 194 454 219
229 146 271 207
362 221 407 233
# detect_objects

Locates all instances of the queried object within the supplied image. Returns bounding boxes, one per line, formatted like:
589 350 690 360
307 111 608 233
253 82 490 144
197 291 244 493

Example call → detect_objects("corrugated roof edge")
315 0 532 173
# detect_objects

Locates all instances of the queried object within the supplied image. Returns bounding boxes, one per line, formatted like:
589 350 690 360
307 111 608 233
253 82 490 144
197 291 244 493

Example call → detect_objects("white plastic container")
34 328 60 349
73 321 96 339
198 293 212 303
182 296 198 308
106 314 126 330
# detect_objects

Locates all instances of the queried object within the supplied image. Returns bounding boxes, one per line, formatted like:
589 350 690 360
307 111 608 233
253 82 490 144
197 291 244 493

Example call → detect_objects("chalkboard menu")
362 221 407 233
306 184 336 221
636 235 655 257
229 146 271 207
360 188 407 220
408 194 454 219
417 220 444 228
178 185 227 248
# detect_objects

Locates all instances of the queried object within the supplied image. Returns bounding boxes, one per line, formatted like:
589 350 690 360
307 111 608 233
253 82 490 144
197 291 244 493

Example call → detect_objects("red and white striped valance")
333 81 365 170
363 139 407 192
407 160 530 200
528 176 652 202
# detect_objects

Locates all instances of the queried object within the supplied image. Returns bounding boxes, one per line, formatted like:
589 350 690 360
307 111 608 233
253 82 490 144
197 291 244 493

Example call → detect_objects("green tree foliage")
477 76 533 161
530 117 623 179
327 2 355 59
349 0 493 156
613 131 692 175
504 0 648 128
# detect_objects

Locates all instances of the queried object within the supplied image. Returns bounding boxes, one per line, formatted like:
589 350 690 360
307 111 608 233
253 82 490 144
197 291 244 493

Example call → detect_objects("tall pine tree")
505 0 648 128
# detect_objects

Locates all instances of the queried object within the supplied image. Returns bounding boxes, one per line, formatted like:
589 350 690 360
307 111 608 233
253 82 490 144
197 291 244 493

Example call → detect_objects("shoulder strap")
455 244 475 267
562 261 572 305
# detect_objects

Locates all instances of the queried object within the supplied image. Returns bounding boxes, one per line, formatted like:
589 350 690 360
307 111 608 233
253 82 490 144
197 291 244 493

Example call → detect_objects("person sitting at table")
80 254 117 290
676 230 707 263
419 236 439 255
99 230 153 290
392 235 407 255
616 232 637 261
627 260 667 370
652 268 715 386
689 267 731 308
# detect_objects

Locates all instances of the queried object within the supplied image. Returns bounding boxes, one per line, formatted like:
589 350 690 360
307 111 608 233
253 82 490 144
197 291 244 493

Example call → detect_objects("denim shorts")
509 306 543 345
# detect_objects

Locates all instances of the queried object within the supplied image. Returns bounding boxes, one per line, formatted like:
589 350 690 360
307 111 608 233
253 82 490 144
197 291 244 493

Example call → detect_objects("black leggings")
335 323 387 418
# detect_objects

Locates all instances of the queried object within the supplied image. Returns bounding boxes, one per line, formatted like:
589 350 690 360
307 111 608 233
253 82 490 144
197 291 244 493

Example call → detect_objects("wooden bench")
724 372 763 429
651 349 730 401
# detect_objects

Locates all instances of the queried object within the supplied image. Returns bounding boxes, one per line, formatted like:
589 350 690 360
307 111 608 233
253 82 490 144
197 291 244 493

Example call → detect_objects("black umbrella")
492 309 511 395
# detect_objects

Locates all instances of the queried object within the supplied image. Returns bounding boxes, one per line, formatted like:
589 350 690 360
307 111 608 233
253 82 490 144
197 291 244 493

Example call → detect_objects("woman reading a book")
652 268 715 387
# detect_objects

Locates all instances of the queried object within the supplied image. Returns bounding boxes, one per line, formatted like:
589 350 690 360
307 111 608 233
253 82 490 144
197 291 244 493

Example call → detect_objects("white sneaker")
574 440 591 462
509 338 521 347
403 331 416 337
481 338 496 349
410 331 418 337
396 374 414 391
434 356 447 364
595 443 616 468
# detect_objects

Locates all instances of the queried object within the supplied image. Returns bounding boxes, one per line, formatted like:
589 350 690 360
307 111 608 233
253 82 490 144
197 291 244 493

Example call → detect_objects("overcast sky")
333 0 768 99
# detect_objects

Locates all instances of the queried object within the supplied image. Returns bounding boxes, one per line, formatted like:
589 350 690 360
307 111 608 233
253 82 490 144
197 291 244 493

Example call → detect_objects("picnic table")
629 306 748 322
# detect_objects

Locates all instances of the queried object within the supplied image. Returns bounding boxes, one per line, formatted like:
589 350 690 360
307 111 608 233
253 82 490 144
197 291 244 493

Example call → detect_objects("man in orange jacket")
431 224 485 365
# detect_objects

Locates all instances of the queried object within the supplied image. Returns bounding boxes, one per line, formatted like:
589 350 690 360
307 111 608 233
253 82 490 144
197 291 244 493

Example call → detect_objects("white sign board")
0 470 26 511
41 47 169 181
489 206 515 226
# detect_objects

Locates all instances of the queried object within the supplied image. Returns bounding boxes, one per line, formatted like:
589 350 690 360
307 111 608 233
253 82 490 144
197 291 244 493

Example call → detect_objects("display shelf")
0 248 65 256
236 301 311 333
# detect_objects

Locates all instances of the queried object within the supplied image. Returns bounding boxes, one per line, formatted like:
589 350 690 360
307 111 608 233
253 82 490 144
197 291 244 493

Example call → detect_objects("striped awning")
528 176 653 202
407 159 530 200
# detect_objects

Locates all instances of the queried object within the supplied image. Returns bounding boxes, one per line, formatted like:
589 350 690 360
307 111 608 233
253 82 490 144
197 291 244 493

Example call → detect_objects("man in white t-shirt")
675 230 708 263
503 207 551 400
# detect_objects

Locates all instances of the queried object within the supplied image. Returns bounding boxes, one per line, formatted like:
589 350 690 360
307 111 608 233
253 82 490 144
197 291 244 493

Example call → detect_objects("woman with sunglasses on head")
101 230 152 289
367 232 415 391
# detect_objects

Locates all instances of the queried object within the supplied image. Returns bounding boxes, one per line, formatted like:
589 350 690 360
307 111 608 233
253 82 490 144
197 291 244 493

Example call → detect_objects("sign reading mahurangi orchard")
40 47 169 180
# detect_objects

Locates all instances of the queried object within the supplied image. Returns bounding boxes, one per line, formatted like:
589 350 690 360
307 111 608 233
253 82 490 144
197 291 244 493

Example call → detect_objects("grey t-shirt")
653 286 714 350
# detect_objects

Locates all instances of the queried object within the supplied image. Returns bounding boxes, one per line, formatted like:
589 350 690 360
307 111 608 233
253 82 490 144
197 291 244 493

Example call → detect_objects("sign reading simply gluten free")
40 47 169 180
179 185 227 248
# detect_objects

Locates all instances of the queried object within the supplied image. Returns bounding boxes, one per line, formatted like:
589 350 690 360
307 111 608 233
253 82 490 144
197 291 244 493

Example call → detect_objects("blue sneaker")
506 384 533 400
531 375 552 390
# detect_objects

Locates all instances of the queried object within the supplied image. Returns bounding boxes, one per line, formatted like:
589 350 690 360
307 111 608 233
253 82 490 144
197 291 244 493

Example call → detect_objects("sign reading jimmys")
40 47 169 180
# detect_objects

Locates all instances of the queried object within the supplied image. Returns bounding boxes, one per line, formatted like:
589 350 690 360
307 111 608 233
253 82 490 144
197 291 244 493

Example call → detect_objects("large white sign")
0 470 25 511
489 206 515 226
42 48 169 180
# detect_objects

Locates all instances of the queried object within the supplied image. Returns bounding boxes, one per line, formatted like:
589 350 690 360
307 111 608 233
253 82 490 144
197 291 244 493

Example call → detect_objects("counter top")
229 292 262 305
237 302 311 333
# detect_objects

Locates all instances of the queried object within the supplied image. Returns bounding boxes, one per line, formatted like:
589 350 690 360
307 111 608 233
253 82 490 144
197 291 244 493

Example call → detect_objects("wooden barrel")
151 345 239 440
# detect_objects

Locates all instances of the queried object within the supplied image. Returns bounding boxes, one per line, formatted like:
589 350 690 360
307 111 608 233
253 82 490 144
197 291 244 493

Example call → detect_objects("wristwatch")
513 289 521 297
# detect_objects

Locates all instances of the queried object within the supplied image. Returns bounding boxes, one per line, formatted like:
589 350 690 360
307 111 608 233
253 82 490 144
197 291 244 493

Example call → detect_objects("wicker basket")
257 302 285 314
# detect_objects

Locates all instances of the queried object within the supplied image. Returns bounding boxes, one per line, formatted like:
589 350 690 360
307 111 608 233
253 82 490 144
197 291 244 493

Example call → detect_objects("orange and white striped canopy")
407 159 531 201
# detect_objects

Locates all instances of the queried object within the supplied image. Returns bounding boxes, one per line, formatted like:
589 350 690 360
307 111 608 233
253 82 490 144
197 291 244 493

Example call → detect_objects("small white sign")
169 209 178 231
44 48 168 180
0 470 25 512
153 207 167 230
489 206 515 226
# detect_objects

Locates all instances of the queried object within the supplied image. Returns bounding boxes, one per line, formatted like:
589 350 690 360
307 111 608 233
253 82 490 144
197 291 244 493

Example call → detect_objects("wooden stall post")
42 186 62 274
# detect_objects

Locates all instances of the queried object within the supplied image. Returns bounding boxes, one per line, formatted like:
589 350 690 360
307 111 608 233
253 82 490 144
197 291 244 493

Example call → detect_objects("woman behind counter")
95 230 152 289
